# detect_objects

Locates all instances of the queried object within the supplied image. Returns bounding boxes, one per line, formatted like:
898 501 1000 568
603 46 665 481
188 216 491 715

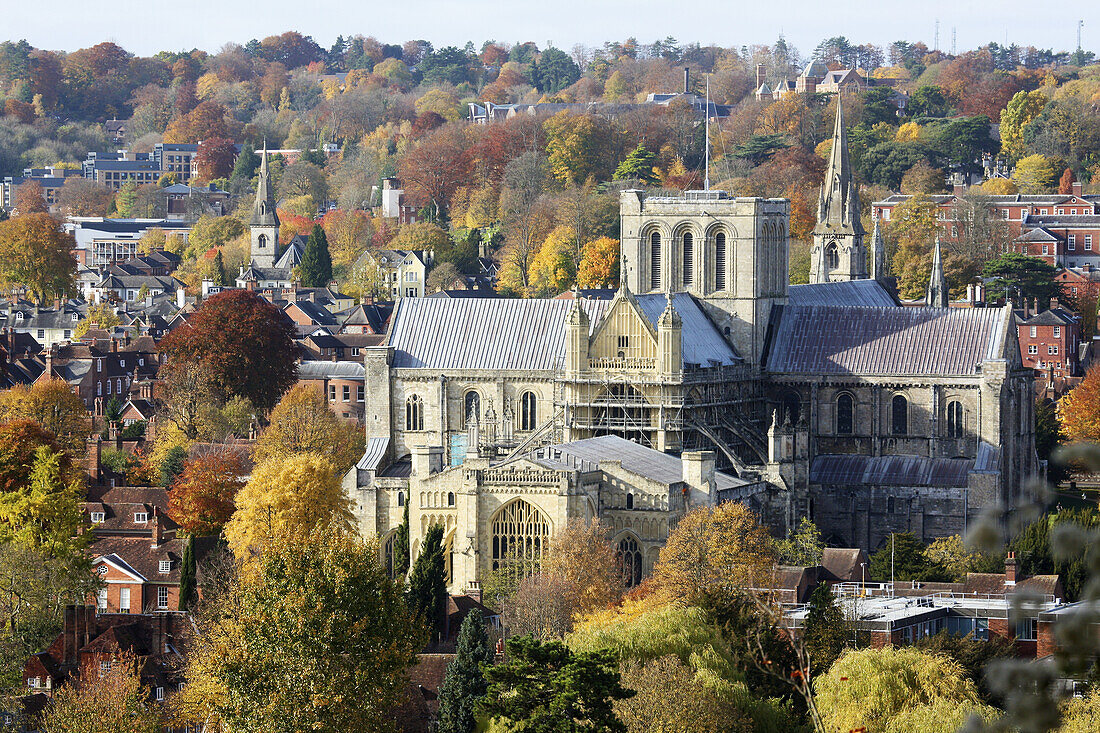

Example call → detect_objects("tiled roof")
788 280 897 308
92 536 182 585
766 305 1007 376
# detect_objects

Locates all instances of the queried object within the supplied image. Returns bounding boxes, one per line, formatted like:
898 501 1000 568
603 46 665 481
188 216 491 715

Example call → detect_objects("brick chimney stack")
756 64 766 89
1005 551 1018 586
151 506 163 546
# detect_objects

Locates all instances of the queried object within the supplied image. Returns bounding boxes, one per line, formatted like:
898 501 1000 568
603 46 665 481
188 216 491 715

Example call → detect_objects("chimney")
411 445 444 477
1073 181 1083 196
953 184 966 196
87 436 101 481
683 66 690 94
151 506 164 546
756 64 766 89
681 450 716 505
1005 551 1017 585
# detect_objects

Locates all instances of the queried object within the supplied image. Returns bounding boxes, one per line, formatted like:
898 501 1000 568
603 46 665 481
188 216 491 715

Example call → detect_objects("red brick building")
1014 306 1081 393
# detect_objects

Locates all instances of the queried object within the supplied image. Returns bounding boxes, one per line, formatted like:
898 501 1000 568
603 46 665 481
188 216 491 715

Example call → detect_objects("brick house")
296 362 365 423
1015 306 1081 393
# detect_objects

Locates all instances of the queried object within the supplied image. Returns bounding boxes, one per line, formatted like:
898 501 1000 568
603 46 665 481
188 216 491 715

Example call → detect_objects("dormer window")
159 560 171 573
134 512 147 523
14 312 22 321
90 511 105 523
71 314 78 322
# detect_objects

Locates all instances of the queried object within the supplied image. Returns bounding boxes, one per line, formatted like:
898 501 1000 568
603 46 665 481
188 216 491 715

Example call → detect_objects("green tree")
733 133 790 165
868 532 948 582
114 180 138 218
774 517 824 566
915 629 1016 704
480 636 632 732
533 47 581 94
908 85 950 118
159 445 187 488
1036 398 1066 483
613 144 659 184
407 523 447 643
437 609 495 733
182 527 423 732
0 446 86 557
394 500 410 576
1009 508 1100 601
299 223 333 287
802 583 847 675
231 143 260 192
179 535 196 611
1000 90 1048 161
212 249 227 286
982 252 1058 305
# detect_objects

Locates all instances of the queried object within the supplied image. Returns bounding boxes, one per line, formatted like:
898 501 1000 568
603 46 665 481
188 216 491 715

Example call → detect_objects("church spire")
926 236 949 308
251 141 279 229
810 94 867 283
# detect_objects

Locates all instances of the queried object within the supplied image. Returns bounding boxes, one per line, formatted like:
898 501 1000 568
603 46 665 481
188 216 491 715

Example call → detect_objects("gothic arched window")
464 391 481 424
946 400 964 439
447 491 455 507
626 492 634 510
257 233 268 249
259 202 266 216
825 242 839 271
406 394 423 431
397 491 405 507
892 395 908 435
618 536 643 588
491 499 550 577
649 231 662 290
836 393 854 435
382 532 396 577
714 232 727 290
521 391 537 431
682 232 694 286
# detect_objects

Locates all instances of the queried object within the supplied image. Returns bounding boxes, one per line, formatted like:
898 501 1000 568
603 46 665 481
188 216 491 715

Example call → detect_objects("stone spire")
251 142 279 229
870 217 887 281
926 237 949 308
810 94 867 283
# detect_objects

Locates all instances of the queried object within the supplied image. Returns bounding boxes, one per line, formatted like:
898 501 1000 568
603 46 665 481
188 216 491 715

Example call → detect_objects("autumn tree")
774 516 825 566
0 213 76 303
1000 89 1047 161
1059 168 1076 195
1061 365 1100 444
56 178 113 217
74 303 122 337
1013 153 1058 193
158 289 296 413
650 502 775 604
500 151 552 295
168 450 245 536
0 419 75 493
614 655 741 733
194 136 237 181
163 100 235 144
887 194 939 299
224 452 354 559
252 383 365 475
577 237 620 288
813 647 995 733
543 111 615 186
41 653 163 733
398 124 472 221
12 179 47 214
0 379 91 454
180 527 422 732
528 225 576 296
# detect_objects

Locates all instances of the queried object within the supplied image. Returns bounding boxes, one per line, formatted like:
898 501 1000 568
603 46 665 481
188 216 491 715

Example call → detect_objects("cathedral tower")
249 144 280 269
811 95 867 283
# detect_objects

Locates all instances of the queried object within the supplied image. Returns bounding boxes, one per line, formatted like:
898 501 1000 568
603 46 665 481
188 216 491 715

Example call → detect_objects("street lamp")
860 562 866 597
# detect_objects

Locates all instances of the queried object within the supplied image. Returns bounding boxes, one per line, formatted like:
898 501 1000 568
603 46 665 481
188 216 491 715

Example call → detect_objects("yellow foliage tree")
1060 365 1100 443
414 88 463 122
814 647 991 733
224 453 354 560
894 121 921 142
74 303 121 338
1013 154 1058 194
980 177 1018 195
252 384 365 475
1000 90 1048 161
0 379 91 454
1057 689 1100 732
527 225 576 297
577 237 620 288
650 502 774 603
888 194 939 300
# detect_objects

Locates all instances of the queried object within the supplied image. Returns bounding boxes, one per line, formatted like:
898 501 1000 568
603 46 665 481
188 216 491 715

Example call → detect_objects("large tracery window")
406 394 424 431
892 395 908 435
464 391 481 423
521 391 537 431
649 232 662 290
836 393 854 435
946 400 964 439
382 532 396 578
257 233 268 249
825 242 839 271
618 536 643 588
491 499 550 577
682 232 694 286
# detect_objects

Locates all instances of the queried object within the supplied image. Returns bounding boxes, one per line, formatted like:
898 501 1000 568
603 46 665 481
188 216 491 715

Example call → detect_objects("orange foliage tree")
1060 366 1100 443
577 237 620 288
168 450 246 535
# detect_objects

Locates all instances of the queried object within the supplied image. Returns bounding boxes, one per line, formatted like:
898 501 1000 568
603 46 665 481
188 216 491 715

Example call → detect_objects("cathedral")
343 101 1036 594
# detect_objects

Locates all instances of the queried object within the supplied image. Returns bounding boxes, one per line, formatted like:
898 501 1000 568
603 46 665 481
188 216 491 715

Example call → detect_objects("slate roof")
275 236 306 269
1016 228 1063 243
530 434 749 491
766 305 1007 376
1016 308 1077 326
809 453 984 488
389 298 610 370
787 280 897 308
297 360 365 379
634 293 740 366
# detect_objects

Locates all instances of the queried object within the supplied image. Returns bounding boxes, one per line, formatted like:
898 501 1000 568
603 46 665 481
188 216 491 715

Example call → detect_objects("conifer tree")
613 144 659 184
437 609 494 733
230 143 259 187
394 500 410 575
179 535 196 611
407 523 447 643
212 249 227 286
299 224 333 287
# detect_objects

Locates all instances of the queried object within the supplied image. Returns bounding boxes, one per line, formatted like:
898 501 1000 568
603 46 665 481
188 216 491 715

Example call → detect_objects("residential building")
1015 305 1081 395
65 218 191 269
152 143 198 178
163 182 230 220
355 249 430 299
2 302 85 348
296 362 366 422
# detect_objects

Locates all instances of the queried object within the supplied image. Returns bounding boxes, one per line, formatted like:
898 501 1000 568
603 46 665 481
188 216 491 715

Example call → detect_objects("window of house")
397 491 405 507
342 385 350 402
328 385 336 401
618 536 642 588
951 226 958 238
1016 618 1037 641
883 209 890 221
1054 327 1061 337
618 335 630 349
134 512 147 523
649 232 662 290
100 660 112 676
405 395 423 431
1058 208 1065 215
157 586 168 609
887 496 896 513
1002 209 1009 219
96 588 107 610
1043 245 1049 255
1040 209 1048 215
521 391 537 431
357 386 364 402
97 359 102 372
1028 345 1038 354
682 232 694 286
155 686 165 701
1030 326 1037 338
1069 235 1076 250
447 492 455 507
626 492 634 509
91 511 105 523
36 329 44 339
159 560 171 573
891 395 908 435
14 312 22 321
119 587 130 613
836 393 854 435
1087 235 1094 250
464 391 481 424
715 232 727 290
1049 345 1059 355
71 313 78 322
490 499 550 575
106 380 112 396
947 400 964 439
825 243 839 271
